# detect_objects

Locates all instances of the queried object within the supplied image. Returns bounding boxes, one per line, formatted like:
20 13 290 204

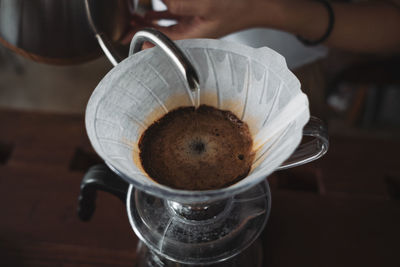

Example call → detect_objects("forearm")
259 0 400 53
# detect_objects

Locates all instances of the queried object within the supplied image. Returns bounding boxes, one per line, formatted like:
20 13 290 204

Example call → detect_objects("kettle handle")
78 164 129 221
276 116 329 170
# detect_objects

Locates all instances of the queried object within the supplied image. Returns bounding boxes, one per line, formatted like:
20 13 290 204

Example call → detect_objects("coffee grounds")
138 105 254 190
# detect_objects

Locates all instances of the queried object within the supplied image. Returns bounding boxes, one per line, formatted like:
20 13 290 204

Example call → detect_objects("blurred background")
0 0 399 266
0 46 110 113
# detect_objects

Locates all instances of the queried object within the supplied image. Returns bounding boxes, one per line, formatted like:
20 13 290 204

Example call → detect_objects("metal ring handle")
129 28 200 93
276 116 329 170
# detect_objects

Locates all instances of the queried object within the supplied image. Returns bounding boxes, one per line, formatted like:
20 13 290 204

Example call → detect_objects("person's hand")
119 14 155 45
147 0 270 40
120 0 275 44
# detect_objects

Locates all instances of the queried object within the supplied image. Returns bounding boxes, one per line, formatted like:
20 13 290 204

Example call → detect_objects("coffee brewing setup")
78 28 329 266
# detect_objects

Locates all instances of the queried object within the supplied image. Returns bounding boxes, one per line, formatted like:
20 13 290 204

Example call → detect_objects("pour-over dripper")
86 31 327 203
84 29 328 265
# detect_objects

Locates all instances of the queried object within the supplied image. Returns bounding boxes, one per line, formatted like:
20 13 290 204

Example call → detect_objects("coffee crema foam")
138 105 254 190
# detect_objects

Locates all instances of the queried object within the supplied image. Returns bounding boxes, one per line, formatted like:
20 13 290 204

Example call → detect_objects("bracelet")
297 0 335 46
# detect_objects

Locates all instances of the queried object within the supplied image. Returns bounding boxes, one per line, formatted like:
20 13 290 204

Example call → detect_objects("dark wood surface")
0 108 399 266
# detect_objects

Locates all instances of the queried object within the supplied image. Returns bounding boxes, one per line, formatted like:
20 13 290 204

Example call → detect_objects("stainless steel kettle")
0 0 132 64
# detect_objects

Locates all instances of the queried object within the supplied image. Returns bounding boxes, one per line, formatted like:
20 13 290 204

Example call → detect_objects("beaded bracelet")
297 0 335 46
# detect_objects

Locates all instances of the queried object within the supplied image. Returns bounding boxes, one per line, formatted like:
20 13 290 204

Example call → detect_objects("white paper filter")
86 39 310 194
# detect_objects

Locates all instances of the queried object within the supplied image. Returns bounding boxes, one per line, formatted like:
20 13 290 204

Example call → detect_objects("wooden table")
0 108 399 266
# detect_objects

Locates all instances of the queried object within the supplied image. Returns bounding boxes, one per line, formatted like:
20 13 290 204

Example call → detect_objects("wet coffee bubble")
190 140 206 154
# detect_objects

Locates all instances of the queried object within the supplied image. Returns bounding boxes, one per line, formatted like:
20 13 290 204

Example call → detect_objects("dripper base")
127 180 271 265
134 238 264 267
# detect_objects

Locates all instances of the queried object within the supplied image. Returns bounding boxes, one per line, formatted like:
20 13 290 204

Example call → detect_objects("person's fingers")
128 14 153 27
152 24 179 39
119 14 192 46
151 24 190 40
152 19 207 40
120 29 155 48
144 11 181 21
142 42 155 50
163 0 212 16
118 13 159 45
120 28 138 45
